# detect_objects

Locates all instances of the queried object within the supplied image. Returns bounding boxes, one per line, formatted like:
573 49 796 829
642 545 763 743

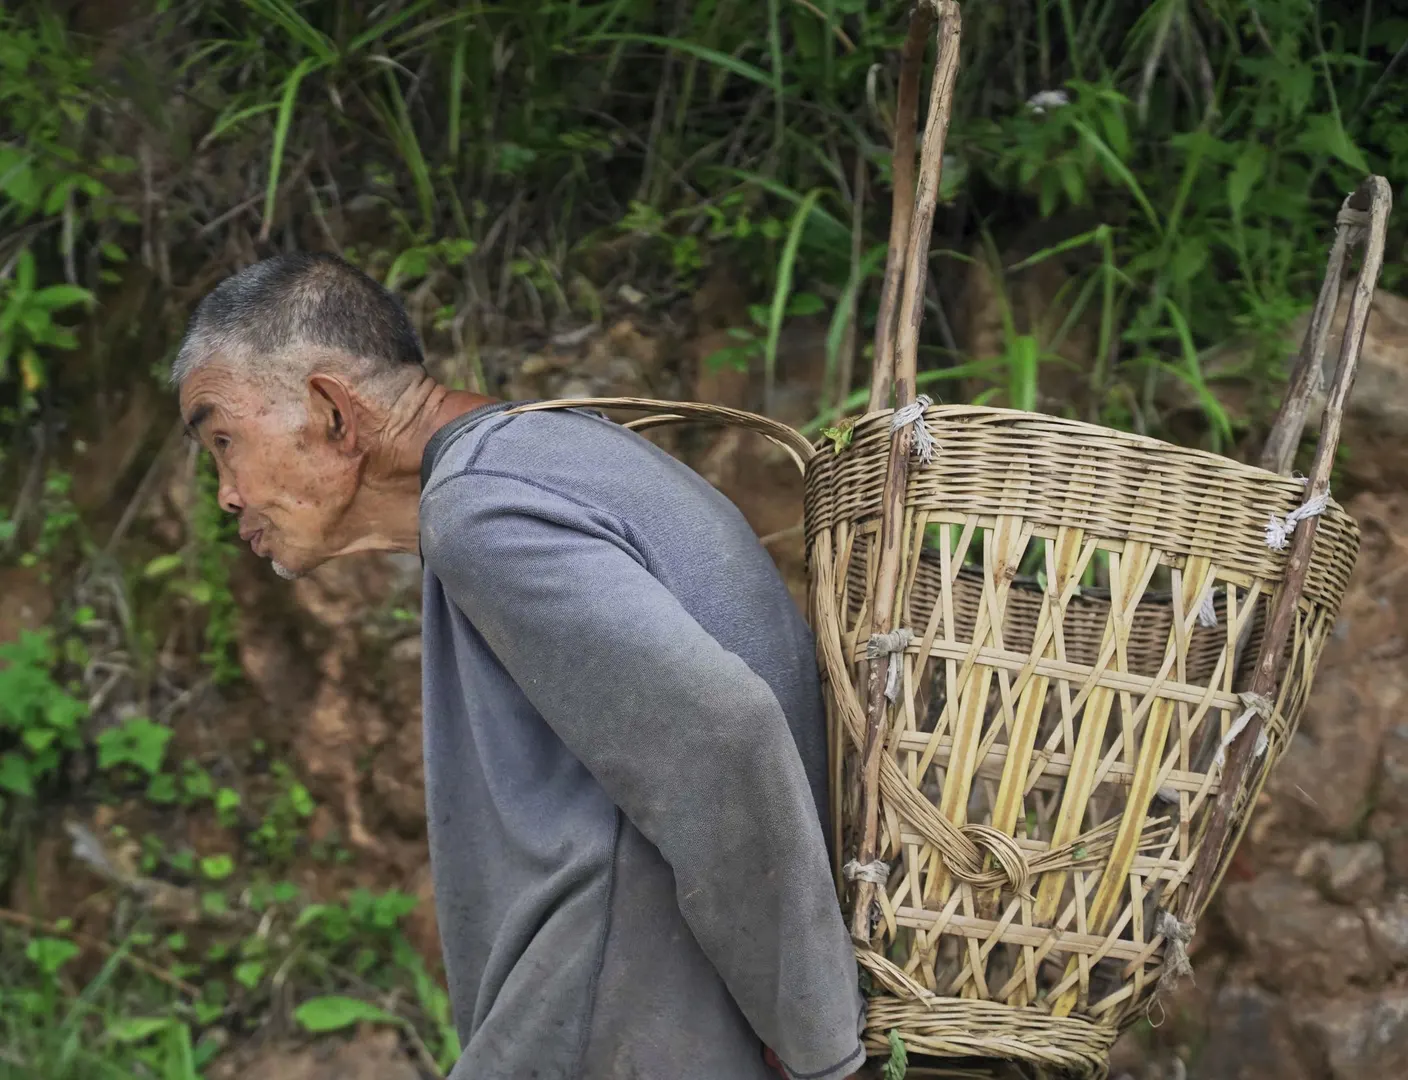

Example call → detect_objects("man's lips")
241 527 265 555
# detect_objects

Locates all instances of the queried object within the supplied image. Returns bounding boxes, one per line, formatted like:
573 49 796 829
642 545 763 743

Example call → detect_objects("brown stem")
850 0 963 942
1181 176 1391 921
866 9 933 413
1258 206 1359 474
893 0 962 405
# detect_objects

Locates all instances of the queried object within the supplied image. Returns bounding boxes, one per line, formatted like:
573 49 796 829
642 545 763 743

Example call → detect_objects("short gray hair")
172 252 425 402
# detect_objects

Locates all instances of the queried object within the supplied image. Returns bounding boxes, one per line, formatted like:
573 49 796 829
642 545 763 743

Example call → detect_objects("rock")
1370 722 1408 885
1263 494 1408 840
1364 892 1408 968
1297 991 1408 1078
1219 872 1377 994
1192 983 1312 1080
208 1029 422 1080
1300 841 1387 905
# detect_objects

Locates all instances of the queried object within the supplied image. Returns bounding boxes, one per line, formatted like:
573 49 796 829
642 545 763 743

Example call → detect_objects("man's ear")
307 373 361 454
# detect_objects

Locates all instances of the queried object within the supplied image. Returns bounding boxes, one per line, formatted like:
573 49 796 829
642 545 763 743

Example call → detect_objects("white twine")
890 394 936 464
1213 691 1274 769
1264 488 1329 551
843 859 890 885
1155 909 1196 991
867 629 914 702
1196 584 1218 628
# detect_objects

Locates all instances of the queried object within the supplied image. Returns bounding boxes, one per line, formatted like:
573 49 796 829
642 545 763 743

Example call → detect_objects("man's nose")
218 477 244 514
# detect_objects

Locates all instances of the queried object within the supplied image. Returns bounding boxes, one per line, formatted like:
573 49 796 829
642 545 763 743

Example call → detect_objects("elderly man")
174 252 866 1080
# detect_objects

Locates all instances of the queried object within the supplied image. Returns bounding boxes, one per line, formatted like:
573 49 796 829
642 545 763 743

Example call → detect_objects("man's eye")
213 435 231 452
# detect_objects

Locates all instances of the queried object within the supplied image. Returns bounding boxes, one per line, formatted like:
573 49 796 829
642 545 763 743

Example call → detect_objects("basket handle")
503 396 815 476
1181 176 1392 924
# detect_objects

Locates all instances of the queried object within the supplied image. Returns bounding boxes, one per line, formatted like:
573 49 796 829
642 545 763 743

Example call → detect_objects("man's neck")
349 379 500 555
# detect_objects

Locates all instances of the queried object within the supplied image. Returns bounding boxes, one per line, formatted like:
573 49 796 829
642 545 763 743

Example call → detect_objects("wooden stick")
850 0 962 942
893 0 962 404
1258 200 1361 474
866 7 933 413
1181 176 1391 920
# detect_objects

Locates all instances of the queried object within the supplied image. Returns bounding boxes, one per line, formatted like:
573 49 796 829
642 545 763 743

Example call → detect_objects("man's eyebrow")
183 403 213 439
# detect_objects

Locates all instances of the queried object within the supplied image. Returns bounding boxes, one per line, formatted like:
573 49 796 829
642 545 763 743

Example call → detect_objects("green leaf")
1227 146 1266 220
882 1029 908 1080
1297 114 1370 173
0 753 34 797
1169 236 1210 286
26 937 80 976
107 1017 174 1043
146 773 179 804
234 961 265 989
96 717 172 775
820 419 855 453
32 284 94 312
142 553 185 580
201 854 235 881
21 727 58 753
786 291 825 317
294 996 402 1034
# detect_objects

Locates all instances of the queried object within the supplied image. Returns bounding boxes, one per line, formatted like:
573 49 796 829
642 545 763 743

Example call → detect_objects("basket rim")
823 402 1354 516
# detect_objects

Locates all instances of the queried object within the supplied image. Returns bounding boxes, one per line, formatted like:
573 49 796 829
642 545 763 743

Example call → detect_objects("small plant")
96 716 173 778
250 761 315 863
0 628 87 803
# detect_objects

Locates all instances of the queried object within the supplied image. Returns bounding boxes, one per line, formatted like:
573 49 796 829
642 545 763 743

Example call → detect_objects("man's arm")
421 471 864 1080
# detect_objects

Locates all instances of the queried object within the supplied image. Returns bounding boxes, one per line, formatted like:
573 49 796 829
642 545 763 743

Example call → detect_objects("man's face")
179 364 359 578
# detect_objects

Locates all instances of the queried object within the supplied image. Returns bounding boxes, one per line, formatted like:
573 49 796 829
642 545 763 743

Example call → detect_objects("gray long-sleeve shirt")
417 402 865 1080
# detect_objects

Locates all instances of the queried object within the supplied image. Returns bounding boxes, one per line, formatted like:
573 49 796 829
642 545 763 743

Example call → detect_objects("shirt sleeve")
420 470 865 1080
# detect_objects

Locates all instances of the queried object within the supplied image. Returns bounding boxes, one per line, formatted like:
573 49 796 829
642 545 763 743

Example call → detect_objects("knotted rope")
1213 691 1275 769
1264 488 1329 551
1155 909 1195 991
843 859 890 885
867 628 914 702
890 394 936 464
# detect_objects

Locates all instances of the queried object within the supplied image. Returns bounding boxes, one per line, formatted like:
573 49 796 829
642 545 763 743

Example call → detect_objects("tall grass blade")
1163 297 1232 448
261 55 325 240
346 0 443 55
824 243 887 407
587 33 773 88
242 0 336 63
764 187 824 415
1070 118 1162 236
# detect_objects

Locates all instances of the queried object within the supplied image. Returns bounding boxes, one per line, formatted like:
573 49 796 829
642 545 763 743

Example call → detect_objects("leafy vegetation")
2 0 1406 1075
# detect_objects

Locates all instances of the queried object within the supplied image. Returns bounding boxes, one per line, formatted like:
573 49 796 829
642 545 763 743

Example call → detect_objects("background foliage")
1 0 1405 1075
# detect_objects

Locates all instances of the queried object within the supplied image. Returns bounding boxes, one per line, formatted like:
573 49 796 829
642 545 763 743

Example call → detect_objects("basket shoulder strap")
504 396 816 474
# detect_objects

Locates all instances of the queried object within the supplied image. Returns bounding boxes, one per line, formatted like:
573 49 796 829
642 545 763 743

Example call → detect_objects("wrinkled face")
179 364 360 579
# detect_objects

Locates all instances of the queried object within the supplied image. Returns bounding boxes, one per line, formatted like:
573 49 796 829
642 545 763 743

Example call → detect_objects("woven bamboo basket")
808 3 1392 1071
807 405 1359 1075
